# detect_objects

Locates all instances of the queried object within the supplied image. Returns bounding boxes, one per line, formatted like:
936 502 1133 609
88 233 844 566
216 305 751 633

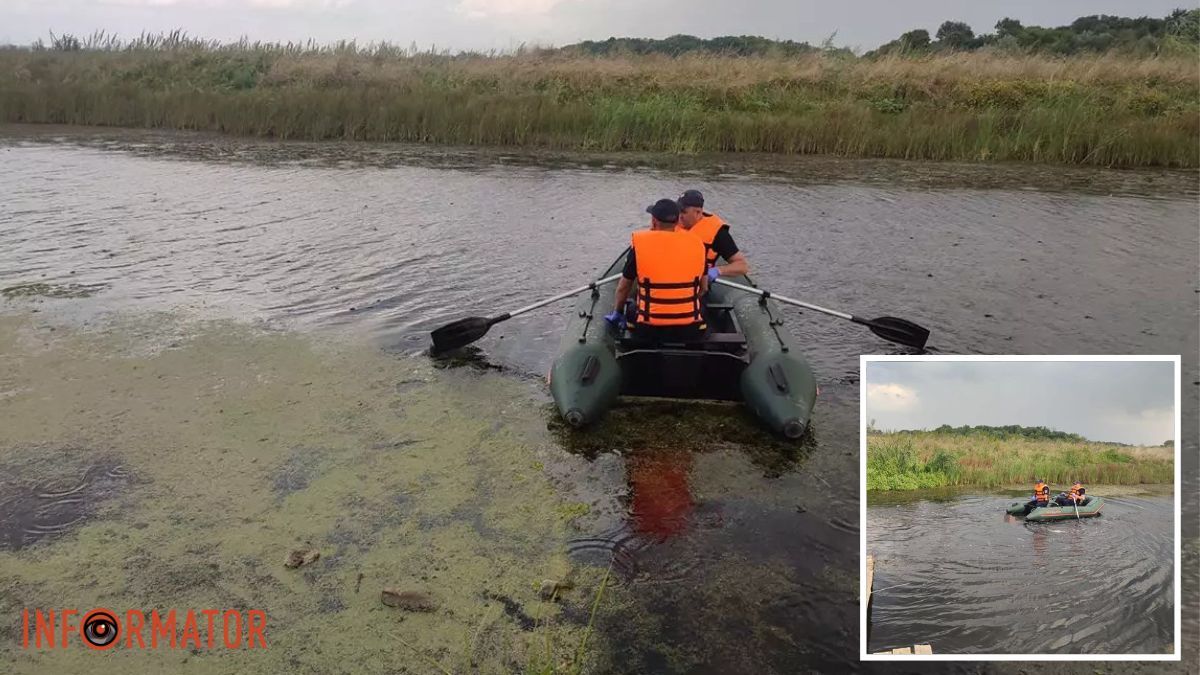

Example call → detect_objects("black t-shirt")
711 225 739 261
622 225 740 280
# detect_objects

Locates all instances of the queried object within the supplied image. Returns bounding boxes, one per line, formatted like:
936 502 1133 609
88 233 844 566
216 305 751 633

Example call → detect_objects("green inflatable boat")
548 251 818 438
1006 496 1105 522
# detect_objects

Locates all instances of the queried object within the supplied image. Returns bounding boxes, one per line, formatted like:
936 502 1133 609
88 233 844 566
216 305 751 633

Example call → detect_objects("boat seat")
618 329 747 353
616 300 747 353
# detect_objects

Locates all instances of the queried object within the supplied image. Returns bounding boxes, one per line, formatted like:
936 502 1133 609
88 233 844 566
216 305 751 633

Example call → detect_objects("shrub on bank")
866 431 1174 491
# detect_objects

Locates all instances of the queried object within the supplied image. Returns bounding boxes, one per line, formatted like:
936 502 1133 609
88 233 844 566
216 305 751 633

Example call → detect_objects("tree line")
563 34 821 58
561 9 1199 57
871 8 1199 56
923 425 1089 442
868 424 1096 442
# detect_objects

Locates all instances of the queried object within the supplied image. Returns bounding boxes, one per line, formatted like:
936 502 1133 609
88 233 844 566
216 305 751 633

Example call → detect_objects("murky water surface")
868 491 1174 655
1 125 1196 673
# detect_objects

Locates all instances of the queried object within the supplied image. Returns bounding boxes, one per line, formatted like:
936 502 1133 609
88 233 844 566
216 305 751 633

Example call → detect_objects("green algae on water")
0 313 607 674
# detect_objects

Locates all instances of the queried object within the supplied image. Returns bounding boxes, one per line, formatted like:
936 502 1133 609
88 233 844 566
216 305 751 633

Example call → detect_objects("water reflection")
869 492 1174 654
628 450 696 543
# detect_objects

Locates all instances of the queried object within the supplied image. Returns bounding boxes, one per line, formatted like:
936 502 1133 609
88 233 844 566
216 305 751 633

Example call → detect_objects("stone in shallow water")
284 547 320 568
538 576 575 601
381 588 438 612
538 579 560 601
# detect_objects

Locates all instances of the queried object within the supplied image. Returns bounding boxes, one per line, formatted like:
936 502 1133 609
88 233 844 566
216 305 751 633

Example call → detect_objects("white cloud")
96 0 195 6
866 382 918 412
249 0 357 7
455 0 567 19
96 0 355 8
864 361 1176 446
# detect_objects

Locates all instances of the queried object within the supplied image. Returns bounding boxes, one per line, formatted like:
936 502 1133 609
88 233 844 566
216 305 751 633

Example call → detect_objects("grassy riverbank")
866 431 1174 491
1 39 1197 167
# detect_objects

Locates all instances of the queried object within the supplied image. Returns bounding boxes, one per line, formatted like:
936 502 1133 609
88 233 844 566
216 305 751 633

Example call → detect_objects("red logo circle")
81 609 120 650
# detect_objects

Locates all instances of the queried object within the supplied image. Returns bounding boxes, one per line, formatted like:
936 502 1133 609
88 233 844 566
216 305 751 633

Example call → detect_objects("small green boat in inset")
1006 496 1105 522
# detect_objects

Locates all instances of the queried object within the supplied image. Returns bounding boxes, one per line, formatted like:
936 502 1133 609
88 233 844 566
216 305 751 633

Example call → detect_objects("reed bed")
1 36 1197 167
866 431 1174 491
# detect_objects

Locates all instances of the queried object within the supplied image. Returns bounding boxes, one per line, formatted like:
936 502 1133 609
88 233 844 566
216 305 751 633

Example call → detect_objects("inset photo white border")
858 354 1182 662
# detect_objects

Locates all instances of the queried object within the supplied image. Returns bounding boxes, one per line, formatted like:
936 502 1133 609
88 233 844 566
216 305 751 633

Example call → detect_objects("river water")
867 490 1175 655
0 124 1197 673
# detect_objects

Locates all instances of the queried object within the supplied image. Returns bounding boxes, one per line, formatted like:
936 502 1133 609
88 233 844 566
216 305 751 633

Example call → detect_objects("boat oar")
430 274 622 352
712 278 930 350
1073 498 1080 520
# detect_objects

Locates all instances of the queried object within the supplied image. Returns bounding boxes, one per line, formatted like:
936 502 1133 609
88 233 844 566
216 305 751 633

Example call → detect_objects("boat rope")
578 248 629 343
742 273 789 352
578 291 598 343
760 297 790 350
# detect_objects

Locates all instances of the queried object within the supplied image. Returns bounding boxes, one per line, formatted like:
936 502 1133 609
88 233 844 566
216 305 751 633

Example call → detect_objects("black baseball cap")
645 199 680 223
678 189 704 208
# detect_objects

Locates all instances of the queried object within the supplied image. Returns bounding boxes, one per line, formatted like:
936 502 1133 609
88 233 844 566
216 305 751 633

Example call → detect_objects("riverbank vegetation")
0 11 1197 167
866 429 1175 491
571 10 1200 58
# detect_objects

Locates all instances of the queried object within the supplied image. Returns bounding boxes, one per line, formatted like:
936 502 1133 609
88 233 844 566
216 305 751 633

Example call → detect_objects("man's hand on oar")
712 278 930 350
430 274 623 352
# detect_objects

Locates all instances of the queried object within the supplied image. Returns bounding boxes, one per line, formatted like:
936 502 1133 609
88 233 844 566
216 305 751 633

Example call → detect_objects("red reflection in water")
1031 526 1048 560
627 451 695 541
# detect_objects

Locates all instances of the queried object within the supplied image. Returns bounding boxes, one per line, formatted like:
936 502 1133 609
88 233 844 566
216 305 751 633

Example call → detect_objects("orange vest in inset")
630 229 706 327
1068 483 1083 502
1034 483 1049 504
687 212 726 269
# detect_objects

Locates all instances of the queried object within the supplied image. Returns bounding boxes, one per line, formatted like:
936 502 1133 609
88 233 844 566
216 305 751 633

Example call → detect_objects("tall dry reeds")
866 431 1175 491
1 38 1196 166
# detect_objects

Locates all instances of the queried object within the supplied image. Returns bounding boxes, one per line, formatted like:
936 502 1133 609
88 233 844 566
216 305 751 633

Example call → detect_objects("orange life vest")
686 212 726 270
1068 483 1083 502
630 229 706 327
1034 482 1049 504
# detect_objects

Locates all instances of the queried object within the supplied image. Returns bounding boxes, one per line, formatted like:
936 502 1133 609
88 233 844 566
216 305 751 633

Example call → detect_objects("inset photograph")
861 356 1180 660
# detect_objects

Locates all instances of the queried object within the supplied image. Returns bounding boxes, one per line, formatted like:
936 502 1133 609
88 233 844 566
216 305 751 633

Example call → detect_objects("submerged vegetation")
866 429 1174 491
0 22 1197 167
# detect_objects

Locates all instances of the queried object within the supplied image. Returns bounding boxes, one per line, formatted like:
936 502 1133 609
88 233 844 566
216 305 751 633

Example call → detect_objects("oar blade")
430 316 491 352
866 316 930 350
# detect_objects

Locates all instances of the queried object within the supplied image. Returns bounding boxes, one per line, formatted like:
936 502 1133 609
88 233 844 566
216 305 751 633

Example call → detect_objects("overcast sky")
0 1 1187 51
865 360 1176 446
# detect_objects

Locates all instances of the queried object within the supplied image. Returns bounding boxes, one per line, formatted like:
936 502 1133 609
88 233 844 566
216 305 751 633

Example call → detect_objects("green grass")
866 431 1174 491
1 37 1198 167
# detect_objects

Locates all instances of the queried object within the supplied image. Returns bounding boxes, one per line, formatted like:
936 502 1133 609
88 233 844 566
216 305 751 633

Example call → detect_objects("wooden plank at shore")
867 555 874 604
872 644 934 655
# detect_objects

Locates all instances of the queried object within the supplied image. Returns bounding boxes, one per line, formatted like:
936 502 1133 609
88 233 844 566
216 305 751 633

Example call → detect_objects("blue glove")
707 266 721 282
604 310 625 329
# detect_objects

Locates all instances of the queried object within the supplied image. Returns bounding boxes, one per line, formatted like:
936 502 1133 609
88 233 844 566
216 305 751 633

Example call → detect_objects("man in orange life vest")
606 198 709 341
1055 480 1086 506
1021 478 1052 515
677 189 749 283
